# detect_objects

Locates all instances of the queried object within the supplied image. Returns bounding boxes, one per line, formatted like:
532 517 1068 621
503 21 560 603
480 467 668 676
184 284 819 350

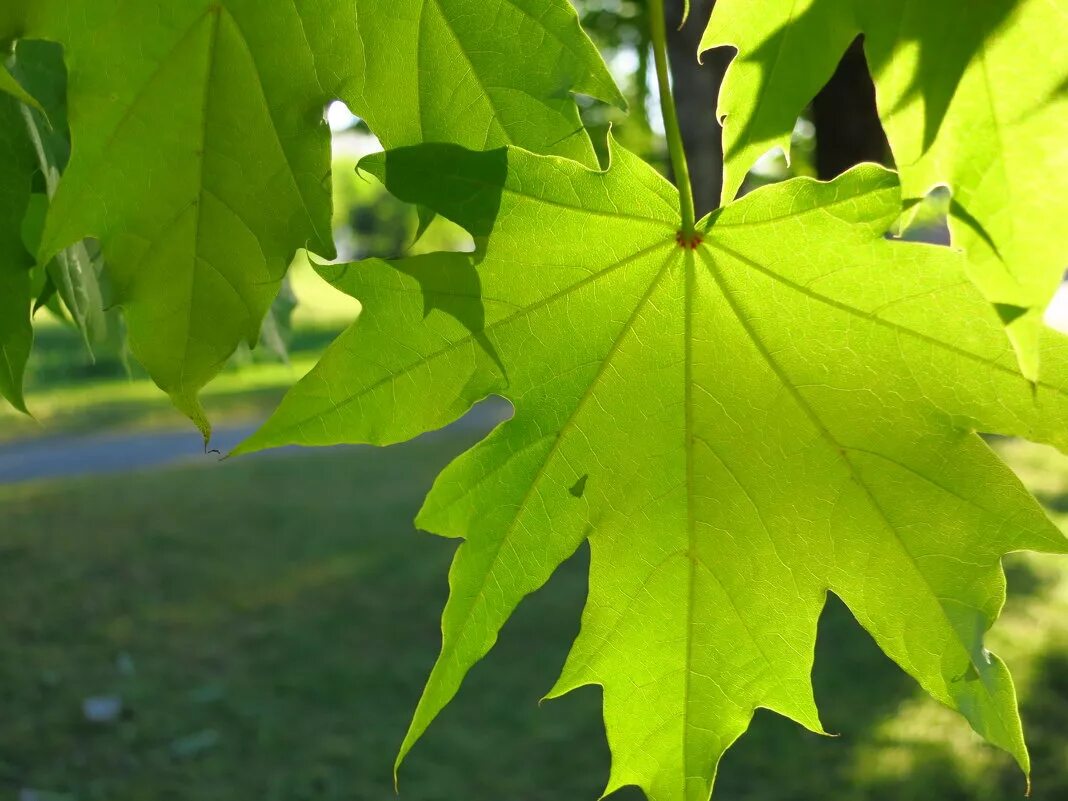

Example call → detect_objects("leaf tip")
229 426 269 459
1001 308 1042 383
1 386 32 418
356 151 387 183
393 728 421 793
170 391 212 448
678 0 691 30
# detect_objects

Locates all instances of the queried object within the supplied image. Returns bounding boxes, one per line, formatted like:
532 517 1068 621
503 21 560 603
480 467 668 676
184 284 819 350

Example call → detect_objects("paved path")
0 400 509 485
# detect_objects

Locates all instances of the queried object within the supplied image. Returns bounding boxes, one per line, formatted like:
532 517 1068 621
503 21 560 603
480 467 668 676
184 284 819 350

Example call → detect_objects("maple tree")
3 1 1068 800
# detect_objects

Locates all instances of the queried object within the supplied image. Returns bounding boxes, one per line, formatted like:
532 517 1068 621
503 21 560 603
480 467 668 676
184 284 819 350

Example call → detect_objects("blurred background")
4 2 1068 800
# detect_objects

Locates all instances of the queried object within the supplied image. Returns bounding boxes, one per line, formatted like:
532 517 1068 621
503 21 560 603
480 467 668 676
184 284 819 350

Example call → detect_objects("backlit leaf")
239 141 1068 801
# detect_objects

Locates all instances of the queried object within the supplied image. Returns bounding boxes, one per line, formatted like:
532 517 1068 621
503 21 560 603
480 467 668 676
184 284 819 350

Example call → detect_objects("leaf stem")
649 0 696 236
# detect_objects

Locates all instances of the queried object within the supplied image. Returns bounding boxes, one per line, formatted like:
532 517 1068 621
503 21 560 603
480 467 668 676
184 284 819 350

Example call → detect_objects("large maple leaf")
701 0 1068 379
239 142 1068 800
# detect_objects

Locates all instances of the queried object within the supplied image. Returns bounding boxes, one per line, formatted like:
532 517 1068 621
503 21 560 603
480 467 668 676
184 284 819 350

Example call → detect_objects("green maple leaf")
700 0 1068 379
347 0 625 164
238 141 1068 800
0 91 35 413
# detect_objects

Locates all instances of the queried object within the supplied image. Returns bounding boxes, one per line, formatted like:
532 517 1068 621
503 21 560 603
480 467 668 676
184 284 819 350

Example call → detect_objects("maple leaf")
701 0 1068 379
346 0 625 164
238 141 1068 801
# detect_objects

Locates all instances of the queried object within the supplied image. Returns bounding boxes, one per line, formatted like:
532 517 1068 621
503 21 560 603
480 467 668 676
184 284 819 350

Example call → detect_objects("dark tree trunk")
811 38 890 180
664 0 729 216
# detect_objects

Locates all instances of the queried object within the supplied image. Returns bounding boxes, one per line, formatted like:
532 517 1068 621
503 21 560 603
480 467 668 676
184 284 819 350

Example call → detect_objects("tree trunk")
664 0 729 216
811 38 890 180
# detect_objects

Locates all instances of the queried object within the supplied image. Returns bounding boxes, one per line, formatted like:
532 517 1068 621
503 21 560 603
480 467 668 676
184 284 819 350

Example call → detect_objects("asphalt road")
0 400 510 485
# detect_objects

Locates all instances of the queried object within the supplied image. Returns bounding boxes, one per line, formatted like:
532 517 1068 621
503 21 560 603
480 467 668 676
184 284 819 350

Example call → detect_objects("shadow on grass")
0 429 616 801
0 430 1063 801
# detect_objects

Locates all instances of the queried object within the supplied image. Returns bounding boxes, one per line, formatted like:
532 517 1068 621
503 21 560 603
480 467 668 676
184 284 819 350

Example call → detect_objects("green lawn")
2 431 1068 800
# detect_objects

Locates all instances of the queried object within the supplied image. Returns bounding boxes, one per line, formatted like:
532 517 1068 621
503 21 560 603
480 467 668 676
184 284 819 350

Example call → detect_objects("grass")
3 429 1068 800
0 428 620 801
